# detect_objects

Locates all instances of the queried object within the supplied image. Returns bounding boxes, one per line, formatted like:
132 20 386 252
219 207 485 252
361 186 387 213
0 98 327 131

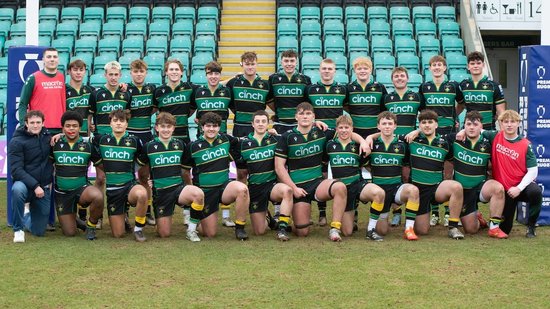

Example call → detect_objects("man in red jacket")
483 110 541 237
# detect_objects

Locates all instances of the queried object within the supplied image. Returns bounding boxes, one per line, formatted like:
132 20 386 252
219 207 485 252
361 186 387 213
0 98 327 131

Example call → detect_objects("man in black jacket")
8 110 53 243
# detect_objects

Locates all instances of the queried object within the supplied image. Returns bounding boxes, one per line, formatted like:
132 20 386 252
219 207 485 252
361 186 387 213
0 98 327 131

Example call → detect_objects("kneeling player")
326 115 385 237
91 110 149 241
52 111 104 239
183 112 250 240
236 110 294 240
138 112 205 241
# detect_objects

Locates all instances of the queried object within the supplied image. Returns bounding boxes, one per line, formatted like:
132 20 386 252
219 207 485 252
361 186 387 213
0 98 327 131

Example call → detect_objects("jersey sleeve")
325 128 336 140
91 136 102 166
18 74 36 125
453 81 465 104
234 139 246 169
136 142 149 166
494 82 506 105
526 143 537 168
182 142 193 170
481 130 498 142
275 133 288 158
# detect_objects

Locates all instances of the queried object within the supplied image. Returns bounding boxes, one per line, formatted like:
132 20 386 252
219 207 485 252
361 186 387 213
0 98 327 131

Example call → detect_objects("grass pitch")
1 181 550 308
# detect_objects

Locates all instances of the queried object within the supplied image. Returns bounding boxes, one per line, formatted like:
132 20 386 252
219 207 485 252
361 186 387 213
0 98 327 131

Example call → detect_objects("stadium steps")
218 0 276 79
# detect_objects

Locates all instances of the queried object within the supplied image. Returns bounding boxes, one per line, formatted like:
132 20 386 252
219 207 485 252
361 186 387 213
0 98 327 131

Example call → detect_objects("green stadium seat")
412 6 433 22
301 36 322 55
194 36 216 56
277 7 297 22
435 6 455 21
345 6 365 22
277 20 298 38
306 71 320 83
390 6 410 22
152 6 173 22
195 20 217 39
0 57 7 71
39 20 56 38
322 6 343 22
446 54 467 71
197 6 219 25
334 73 349 83
392 20 413 38
119 72 132 84
93 54 112 73
39 36 52 47
301 54 322 71
367 6 387 22
168 52 190 70
10 22 25 37
421 52 439 72
79 21 101 38
60 7 81 23
0 72 6 89
369 20 390 38
371 37 393 55
102 20 124 38
16 8 26 22
190 71 207 86
118 54 139 70
191 52 213 72
326 52 348 72
423 69 433 81
415 20 437 38
170 36 192 54
172 20 193 38
74 37 97 55
89 73 105 87
398 54 420 73
346 20 367 39
324 36 345 54
126 20 147 38
300 7 321 22
39 7 59 23
58 54 69 73
106 6 127 22
71 54 93 69
98 37 121 56
0 8 14 22
83 7 104 22
438 21 460 38
375 70 392 87
143 54 165 71
277 37 298 54
323 20 344 38
442 36 464 55
374 53 395 72
145 73 163 85
408 73 423 88
129 6 149 22
0 21 11 38
347 38 369 58
418 36 440 54
146 37 168 55
122 37 144 56
175 6 196 22
0 89 7 105
450 71 469 82
394 37 417 55
3 37 25 55
149 20 171 38
56 21 78 38
52 37 74 55
300 20 321 38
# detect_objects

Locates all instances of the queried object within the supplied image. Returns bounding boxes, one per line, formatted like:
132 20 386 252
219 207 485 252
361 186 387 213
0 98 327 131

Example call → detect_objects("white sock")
489 221 498 229
405 219 415 229
274 203 281 214
134 226 143 232
24 203 30 215
367 218 377 231
183 208 190 217
222 209 230 219
188 222 197 232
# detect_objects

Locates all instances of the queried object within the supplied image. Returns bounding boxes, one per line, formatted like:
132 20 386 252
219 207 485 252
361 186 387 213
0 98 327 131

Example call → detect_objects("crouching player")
325 115 385 237
91 109 149 241
138 112 205 241
183 112 250 240
236 110 294 240
52 111 104 239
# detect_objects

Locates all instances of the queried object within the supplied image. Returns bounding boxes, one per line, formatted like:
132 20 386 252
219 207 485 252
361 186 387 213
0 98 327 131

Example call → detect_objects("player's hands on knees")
507 186 521 198
293 187 307 199
34 186 45 198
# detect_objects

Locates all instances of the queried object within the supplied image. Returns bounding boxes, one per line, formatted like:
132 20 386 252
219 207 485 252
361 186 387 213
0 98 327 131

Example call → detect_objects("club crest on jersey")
316 87 320 92
83 88 87 94
146 87 151 93
217 139 223 144
125 139 131 146
482 82 489 89
266 139 271 145
312 131 318 139
436 139 445 147
119 94 125 99
393 145 401 153
370 86 376 91
219 91 225 96
162 89 166 93
79 145 85 151
351 145 357 152
173 143 179 150
107 137 111 142
375 144 380 149
258 82 264 89
296 77 302 83
408 94 415 100
335 88 341 94
444 85 451 92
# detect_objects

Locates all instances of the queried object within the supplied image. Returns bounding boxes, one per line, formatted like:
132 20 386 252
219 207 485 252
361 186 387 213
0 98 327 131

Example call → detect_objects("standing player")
268 49 311 133
127 59 157 226
51 111 103 239
18 47 66 133
275 103 362 241
138 112 205 241
236 110 294 239
154 59 197 143
325 115 386 237
453 111 507 238
225 51 271 138
365 111 420 241
482 110 541 237
384 67 424 135
91 110 149 241
458 51 506 130
183 112 251 240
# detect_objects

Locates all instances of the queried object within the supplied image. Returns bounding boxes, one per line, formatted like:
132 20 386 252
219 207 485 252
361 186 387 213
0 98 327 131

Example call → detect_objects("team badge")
312 132 318 139
408 94 415 101
390 95 394 100
296 77 302 83
162 89 166 94
370 86 376 91
120 94 125 99
482 82 489 89
110 206 116 212
316 87 320 92
83 88 87 94
79 145 85 151
266 139 271 145
146 87 151 94
219 91 225 96
258 83 264 89
375 144 380 149
335 88 341 94
174 143 179 150
393 145 401 153
252 202 258 210
444 85 451 92
248 141 252 147
218 139 223 144
351 145 357 153
125 139 131 146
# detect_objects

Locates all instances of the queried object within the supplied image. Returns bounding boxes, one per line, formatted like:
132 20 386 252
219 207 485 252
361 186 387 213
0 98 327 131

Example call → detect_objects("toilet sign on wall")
474 0 541 30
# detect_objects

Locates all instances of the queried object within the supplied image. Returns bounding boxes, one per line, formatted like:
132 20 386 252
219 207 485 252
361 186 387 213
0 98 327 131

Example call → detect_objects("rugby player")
183 112 250 240
91 109 149 241
51 111 103 239
138 112 205 241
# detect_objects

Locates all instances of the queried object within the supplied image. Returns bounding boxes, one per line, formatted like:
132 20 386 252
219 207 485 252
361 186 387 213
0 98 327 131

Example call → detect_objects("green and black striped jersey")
268 71 311 125
183 133 239 189
236 133 279 185
127 83 156 134
65 84 94 136
192 84 232 133
345 80 387 135
419 80 463 131
306 82 347 128
459 76 506 130
409 133 452 186
90 86 131 135
92 132 142 187
154 81 197 140
138 137 186 190
226 74 271 125
325 138 366 185
51 136 92 191
384 89 424 135
275 127 335 187
368 136 409 186
452 135 491 189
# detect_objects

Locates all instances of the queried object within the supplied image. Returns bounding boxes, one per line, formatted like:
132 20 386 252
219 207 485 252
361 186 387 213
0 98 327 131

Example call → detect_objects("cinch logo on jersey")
373 155 399 165
331 155 357 165
199 100 226 109
415 146 444 159
202 147 227 161
67 97 89 109
426 96 451 105
464 93 488 102
389 104 415 114
104 148 132 160
131 97 152 108
100 102 125 113
294 144 321 156
276 86 303 96
249 148 274 161
457 151 484 165
496 143 519 160
57 153 85 164
238 90 264 101
154 154 180 165
314 97 340 106
351 94 378 103
161 93 187 105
